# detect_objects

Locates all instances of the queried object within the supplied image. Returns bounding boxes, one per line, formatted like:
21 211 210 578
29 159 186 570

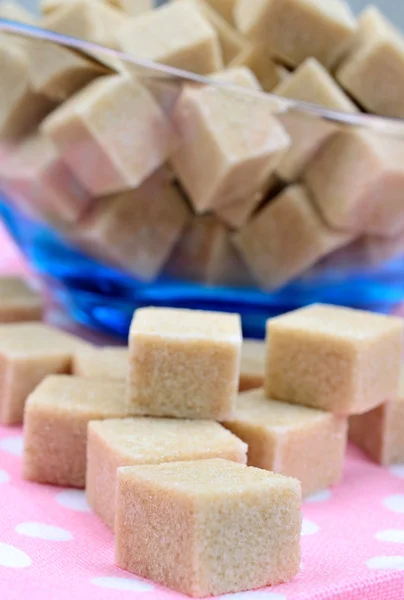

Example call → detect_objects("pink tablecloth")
0 222 404 600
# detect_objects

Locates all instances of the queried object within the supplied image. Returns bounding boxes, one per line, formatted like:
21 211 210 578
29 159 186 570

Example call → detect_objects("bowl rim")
2 17 404 138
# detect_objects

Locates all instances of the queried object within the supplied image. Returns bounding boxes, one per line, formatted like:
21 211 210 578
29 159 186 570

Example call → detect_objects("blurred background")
15 0 404 24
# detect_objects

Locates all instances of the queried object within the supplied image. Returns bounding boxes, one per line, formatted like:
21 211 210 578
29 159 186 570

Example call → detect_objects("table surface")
0 223 404 600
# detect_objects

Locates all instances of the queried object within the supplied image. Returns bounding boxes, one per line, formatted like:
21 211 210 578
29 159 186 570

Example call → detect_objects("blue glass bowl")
3 198 404 340
1 22 404 340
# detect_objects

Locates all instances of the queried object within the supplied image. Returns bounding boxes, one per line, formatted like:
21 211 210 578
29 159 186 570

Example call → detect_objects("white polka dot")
383 495 404 513
56 490 90 512
304 489 331 503
219 593 286 600
301 519 319 536
375 530 404 544
91 577 154 592
367 556 404 571
0 469 9 484
15 522 73 542
0 543 31 569
389 465 404 479
0 436 23 456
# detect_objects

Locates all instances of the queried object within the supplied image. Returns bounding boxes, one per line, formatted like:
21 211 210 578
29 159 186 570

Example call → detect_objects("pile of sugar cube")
1 0 404 290
0 275 403 597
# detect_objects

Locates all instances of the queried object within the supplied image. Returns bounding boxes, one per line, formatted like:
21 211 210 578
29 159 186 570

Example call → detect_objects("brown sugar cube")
119 2 223 75
233 185 353 290
349 371 404 465
223 389 347 496
73 346 128 380
266 304 404 415
41 74 177 196
235 0 356 70
239 339 265 391
43 0 126 49
304 129 404 238
176 0 246 65
274 58 357 183
183 65 278 229
28 40 107 102
115 458 301 596
229 45 286 92
0 277 43 323
0 43 53 140
0 322 88 425
171 81 289 214
275 57 357 111
128 307 241 419
23 375 140 488
0 132 91 225
87 417 247 529
204 0 237 24
165 215 254 287
74 176 189 280
336 7 404 118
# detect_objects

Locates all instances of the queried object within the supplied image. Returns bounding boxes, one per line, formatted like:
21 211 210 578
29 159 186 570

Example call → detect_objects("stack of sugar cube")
17 302 301 596
1 0 404 290
0 284 396 596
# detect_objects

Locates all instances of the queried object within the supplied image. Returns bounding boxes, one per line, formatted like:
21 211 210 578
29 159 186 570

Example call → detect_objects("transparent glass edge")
2 18 404 138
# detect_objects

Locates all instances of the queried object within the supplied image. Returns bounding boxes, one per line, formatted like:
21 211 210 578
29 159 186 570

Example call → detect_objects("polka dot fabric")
1 221 404 599
2 429 404 598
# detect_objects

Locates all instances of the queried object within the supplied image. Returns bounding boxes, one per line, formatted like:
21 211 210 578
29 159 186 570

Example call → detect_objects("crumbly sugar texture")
115 458 301 597
349 370 404 465
119 1 223 74
171 79 290 214
73 346 129 380
336 7 404 118
41 74 177 196
23 375 139 488
224 389 347 496
0 322 89 425
87 417 247 529
265 304 404 415
304 129 404 237
233 185 353 290
234 0 357 69
127 307 242 419
0 277 43 323
239 339 265 391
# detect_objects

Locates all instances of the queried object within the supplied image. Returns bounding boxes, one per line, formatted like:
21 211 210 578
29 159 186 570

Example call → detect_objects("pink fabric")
0 223 404 600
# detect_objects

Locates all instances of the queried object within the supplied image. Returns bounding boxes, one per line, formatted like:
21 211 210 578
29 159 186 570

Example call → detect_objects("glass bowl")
1 19 404 339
